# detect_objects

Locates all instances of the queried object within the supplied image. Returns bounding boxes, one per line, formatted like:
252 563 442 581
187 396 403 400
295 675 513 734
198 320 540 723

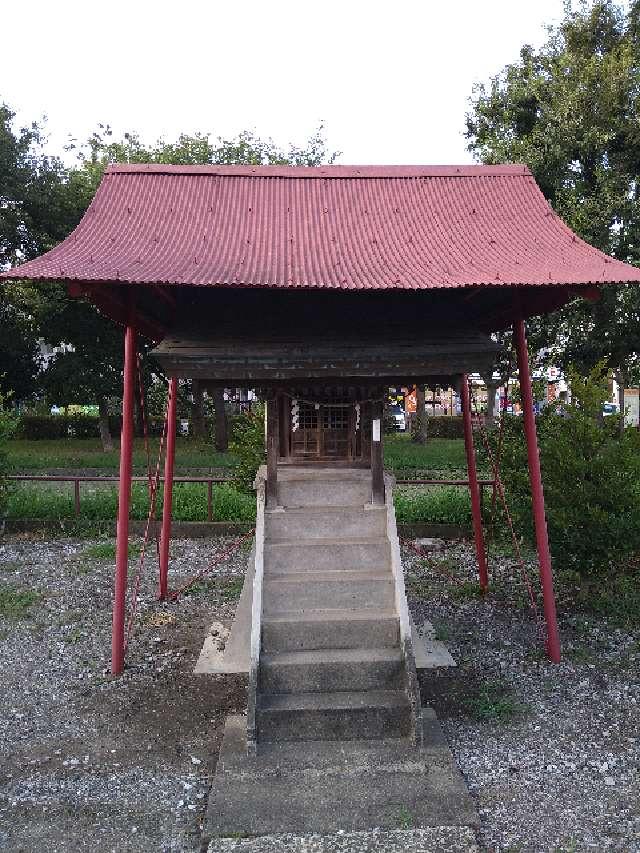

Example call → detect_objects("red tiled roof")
3 163 640 291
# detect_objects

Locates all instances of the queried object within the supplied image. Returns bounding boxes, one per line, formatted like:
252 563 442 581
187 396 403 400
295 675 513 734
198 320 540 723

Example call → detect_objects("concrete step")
277 467 371 482
266 507 386 541
262 609 399 652
260 648 404 694
206 712 480 835
263 571 395 614
257 690 412 742
264 539 390 573
277 478 371 508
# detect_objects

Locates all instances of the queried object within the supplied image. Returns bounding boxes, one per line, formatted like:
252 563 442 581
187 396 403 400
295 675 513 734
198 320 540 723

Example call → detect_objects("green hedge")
425 416 464 439
17 415 124 440
17 412 246 440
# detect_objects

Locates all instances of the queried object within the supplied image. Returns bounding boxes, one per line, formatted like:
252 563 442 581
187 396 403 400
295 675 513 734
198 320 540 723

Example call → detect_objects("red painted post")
112 320 136 675
460 374 489 592
514 318 561 663
158 378 177 599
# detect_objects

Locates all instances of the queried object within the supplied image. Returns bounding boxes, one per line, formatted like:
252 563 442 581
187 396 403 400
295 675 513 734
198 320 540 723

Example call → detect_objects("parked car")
389 404 407 431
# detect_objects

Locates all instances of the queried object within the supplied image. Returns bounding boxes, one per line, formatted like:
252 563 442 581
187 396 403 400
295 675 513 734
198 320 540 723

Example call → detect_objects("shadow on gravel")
419 668 527 723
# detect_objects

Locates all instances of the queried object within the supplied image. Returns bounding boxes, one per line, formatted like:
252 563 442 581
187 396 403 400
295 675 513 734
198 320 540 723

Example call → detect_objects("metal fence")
7 474 496 521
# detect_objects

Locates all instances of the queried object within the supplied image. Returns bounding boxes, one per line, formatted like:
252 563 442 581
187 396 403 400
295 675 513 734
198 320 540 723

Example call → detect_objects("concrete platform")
208 828 480 853
205 708 478 837
194 564 455 675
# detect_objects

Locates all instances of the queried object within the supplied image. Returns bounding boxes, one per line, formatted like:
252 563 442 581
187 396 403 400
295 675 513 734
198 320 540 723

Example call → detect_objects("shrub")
17 414 126 440
426 416 464 439
229 406 266 493
0 398 18 514
490 377 640 576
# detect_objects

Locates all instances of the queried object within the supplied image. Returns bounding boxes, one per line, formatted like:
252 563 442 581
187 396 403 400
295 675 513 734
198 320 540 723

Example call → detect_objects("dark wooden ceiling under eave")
150 289 501 385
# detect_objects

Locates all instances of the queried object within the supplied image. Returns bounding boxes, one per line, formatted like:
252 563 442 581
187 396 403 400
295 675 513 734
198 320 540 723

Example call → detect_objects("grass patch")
467 681 526 722
83 541 141 560
6 437 236 472
557 569 640 629
433 623 451 642
0 584 40 619
396 805 414 829
9 435 465 475
384 435 467 474
406 571 483 604
6 482 256 523
394 487 471 525
448 580 484 602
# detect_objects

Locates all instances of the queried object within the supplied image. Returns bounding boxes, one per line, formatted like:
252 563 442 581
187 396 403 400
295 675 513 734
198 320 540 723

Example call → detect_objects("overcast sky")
2 0 567 165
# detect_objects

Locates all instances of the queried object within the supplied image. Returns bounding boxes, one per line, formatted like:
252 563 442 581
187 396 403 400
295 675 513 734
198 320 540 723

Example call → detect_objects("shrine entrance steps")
258 466 412 743
202 466 476 838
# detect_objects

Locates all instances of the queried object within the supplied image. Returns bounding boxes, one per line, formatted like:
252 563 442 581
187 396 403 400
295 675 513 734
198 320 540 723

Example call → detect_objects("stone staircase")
255 466 419 744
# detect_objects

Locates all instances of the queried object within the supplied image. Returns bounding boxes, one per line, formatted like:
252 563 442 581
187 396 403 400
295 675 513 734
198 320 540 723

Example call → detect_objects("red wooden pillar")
514 318 561 663
112 319 136 675
460 374 489 592
158 377 178 599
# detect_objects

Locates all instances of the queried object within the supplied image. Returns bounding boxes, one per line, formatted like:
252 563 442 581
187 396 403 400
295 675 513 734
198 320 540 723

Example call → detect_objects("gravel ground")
406 542 640 853
1 532 638 852
0 534 249 852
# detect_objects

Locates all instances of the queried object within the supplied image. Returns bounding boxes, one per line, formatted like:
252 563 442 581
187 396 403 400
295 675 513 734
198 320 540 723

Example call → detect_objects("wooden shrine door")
290 402 355 461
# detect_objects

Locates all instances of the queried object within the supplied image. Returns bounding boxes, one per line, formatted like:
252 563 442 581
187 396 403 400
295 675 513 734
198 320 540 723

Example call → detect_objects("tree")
479 330 514 428
0 101 92 405
0 293 41 406
53 123 339 449
2 102 338 440
412 385 427 444
213 389 229 452
466 0 640 421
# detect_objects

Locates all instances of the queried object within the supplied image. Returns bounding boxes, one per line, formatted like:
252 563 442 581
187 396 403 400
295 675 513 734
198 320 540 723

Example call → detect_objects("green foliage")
1 98 338 412
396 806 414 830
565 361 610 417
414 416 464 440
558 567 640 627
394 487 471 525
0 584 40 619
467 681 526 722
82 541 141 560
229 407 266 494
383 434 467 475
491 399 640 576
0 396 17 513
17 414 123 440
466 0 640 380
5 482 256 523
5 437 236 471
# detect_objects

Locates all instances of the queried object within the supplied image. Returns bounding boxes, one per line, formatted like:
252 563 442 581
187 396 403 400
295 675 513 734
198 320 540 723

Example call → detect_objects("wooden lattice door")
291 403 352 460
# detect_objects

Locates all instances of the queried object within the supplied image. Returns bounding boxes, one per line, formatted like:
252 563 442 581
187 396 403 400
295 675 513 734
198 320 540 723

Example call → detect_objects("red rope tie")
136 354 159 558
468 376 544 641
169 529 256 601
400 536 469 587
124 380 171 652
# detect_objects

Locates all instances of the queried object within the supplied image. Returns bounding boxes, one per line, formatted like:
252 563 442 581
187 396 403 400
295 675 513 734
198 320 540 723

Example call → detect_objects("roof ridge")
104 163 532 179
